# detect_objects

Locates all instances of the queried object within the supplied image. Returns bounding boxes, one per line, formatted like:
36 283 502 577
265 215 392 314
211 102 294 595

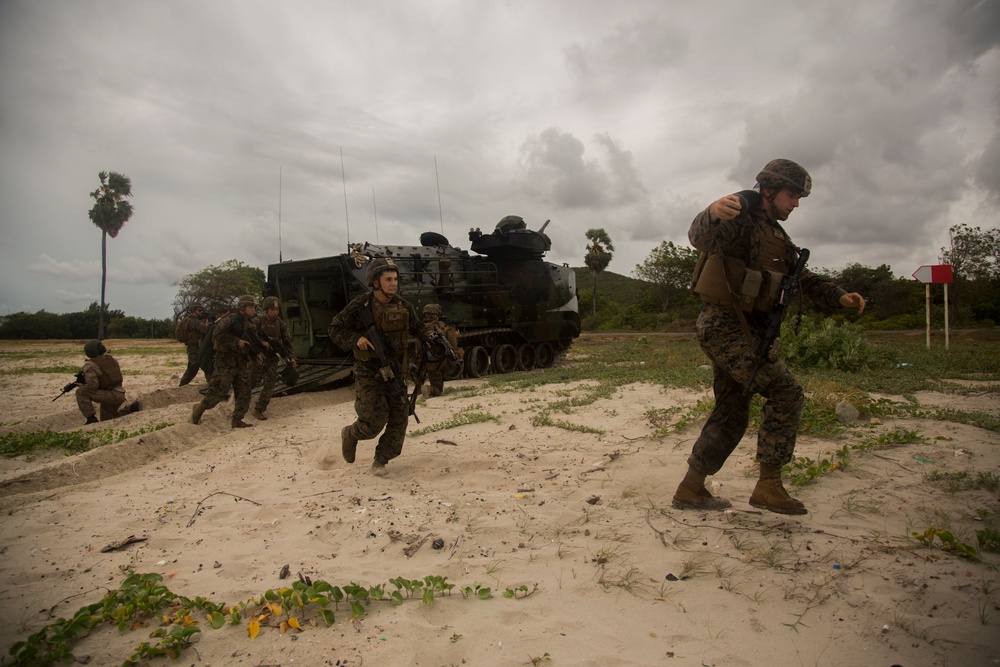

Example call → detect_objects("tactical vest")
213 314 245 353
355 299 410 366
91 354 124 389
258 316 282 339
691 217 793 314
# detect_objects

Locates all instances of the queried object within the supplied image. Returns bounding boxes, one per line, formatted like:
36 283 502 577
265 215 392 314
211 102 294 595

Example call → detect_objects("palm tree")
584 228 614 316
88 171 134 339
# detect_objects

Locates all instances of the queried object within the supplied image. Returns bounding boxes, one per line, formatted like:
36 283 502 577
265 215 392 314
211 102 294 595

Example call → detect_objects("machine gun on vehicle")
744 248 810 398
53 371 85 401
358 303 416 423
408 329 462 416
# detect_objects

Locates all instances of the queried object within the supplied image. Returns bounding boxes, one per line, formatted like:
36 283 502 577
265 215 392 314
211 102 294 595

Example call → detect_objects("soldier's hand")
709 195 742 222
238 339 247 348
357 336 375 352
291 359 298 367
840 292 866 314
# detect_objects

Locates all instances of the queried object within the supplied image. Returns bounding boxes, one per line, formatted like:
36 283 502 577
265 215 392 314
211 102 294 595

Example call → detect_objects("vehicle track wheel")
515 344 536 371
465 346 490 378
492 343 517 374
534 342 555 369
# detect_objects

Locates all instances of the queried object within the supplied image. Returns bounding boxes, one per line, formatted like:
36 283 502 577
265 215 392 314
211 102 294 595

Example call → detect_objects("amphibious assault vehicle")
264 216 581 393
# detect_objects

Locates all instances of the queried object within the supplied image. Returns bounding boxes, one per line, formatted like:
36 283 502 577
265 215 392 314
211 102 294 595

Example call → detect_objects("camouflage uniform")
76 352 127 421
329 290 427 466
178 313 209 386
251 309 295 414
199 310 254 421
686 201 846 474
422 319 461 396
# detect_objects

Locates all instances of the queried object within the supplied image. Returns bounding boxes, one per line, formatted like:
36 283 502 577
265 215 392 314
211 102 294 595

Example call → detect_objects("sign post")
911 264 953 350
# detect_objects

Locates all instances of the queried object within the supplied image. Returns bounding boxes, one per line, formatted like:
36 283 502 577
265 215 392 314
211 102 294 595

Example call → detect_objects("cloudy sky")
1 0 997 320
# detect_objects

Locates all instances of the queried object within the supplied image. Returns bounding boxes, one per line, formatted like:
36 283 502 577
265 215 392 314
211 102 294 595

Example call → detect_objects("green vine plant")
408 404 500 437
6 571 531 667
0 423 172 458
912 527 979 560
782 429 926 486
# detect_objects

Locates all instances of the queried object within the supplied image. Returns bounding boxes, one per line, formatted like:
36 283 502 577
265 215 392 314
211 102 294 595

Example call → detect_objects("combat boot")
371 461 388 477
85 415 99 425
253 409 267 420
672 466 732 510
341 425 358 464
191 402 206 425
124 401 142 415
749 464 807 515
231 418 254 429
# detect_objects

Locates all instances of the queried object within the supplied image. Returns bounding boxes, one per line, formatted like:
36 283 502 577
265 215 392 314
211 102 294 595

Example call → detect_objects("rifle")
407 329 462 416
53 371 85 401
744 248 810 398
358 301 416 423
240 325 283 386
250 326 299 387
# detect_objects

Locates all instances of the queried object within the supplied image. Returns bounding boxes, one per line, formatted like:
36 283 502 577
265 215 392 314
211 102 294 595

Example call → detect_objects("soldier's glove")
709 195 742 222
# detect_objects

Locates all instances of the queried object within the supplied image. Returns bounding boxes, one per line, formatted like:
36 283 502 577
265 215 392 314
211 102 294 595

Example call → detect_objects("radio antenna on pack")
341 147 351 247
434 155 444 234
372 186 379 245
278 167 283 263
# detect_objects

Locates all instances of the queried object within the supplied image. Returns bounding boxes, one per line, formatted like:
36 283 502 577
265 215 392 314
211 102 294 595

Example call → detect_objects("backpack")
175 316 189 343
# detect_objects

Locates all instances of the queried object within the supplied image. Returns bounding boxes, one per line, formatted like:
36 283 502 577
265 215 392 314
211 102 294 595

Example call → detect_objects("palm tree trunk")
592 270 598 315
99 230 107 339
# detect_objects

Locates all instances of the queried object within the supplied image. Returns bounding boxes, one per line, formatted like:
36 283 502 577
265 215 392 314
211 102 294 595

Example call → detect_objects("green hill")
572 267 650 308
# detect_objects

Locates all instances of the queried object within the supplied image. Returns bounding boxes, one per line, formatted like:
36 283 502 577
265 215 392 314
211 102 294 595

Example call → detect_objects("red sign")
912 265 953 284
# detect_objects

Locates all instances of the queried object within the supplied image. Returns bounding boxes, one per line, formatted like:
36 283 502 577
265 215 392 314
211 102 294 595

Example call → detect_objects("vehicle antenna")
341 147 351 247
278 166 283 263
435 155 444 234
372 185 379 245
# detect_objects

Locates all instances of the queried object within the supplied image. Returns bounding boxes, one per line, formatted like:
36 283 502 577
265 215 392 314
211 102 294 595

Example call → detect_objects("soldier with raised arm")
673 159 865 515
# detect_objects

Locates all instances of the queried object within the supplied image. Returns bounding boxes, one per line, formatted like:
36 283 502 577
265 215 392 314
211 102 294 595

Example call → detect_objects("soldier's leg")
98 390 126 421
427 367 444 397
375 386 408 464
351 369 390 441
179 344 200 386
231 359 253 424
75 387 98 422
255 361 277 413
201 354 237 410
753 360 804 468
687 364 750 474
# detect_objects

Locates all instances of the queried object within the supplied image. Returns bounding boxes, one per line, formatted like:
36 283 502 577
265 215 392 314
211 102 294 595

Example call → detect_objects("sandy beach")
1 337 998 667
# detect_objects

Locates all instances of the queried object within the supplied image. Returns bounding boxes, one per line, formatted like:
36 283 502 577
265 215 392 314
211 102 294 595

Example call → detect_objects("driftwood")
187 491 261 528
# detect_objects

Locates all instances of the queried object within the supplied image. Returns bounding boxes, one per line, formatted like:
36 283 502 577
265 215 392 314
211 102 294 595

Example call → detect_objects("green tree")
940 224 1000 324
172 259 266 317
584 228 614 315
632 240 699 311
88 171 135 339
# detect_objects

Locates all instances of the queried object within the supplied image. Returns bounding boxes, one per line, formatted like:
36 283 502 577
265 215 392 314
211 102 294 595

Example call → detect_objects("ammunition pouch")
692 252 784 314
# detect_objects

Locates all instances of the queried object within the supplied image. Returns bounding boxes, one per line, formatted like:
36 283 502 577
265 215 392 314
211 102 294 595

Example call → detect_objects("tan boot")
253 408 267 420
750 464 807 515
231 418 254 429
672 466 732 510
371 461 388 477
191 402 206 425
341 425 358 463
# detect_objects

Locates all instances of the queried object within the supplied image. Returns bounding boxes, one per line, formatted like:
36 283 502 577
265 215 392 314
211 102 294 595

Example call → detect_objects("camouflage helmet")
189 303 204 312
756 159 812 197
84 339 106 358
366 257 398 287
236 294 257 310
262 296 279 310
422 303 442 316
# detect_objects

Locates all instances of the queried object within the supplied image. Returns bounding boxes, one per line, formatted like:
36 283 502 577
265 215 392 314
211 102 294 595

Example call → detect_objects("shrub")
781 317 872 372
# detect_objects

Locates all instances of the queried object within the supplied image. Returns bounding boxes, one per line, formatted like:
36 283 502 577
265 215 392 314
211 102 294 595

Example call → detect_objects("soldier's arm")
328 299 365 351
407 302 430 344
80 362 100 389
799 268 848 310
688 203 745 253
213 314 243 349
191 317 208 336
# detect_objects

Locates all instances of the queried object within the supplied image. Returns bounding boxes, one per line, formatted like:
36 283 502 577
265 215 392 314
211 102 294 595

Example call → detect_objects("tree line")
581 223 999 331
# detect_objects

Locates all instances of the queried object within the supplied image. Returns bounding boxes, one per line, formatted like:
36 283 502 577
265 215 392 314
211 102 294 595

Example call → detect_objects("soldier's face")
768 188 802 221
243 305 256 318
376 272 399 296
266 307 279 320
